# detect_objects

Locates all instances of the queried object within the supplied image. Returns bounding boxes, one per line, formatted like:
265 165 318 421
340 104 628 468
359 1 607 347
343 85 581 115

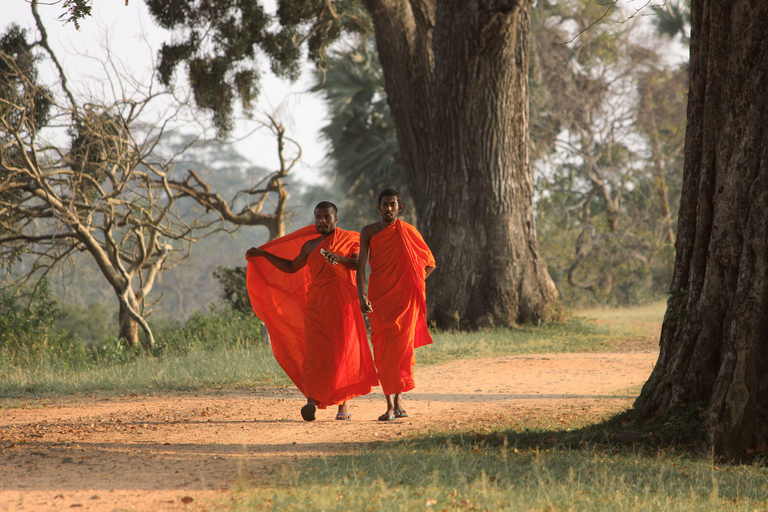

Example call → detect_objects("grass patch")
234 409 768 512
0 301 665 398
0 306 292 398
422 301 664 365
0 343 290 397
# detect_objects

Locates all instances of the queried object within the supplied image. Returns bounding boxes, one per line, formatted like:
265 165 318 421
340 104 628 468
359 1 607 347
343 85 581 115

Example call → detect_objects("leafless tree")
0 5 299 348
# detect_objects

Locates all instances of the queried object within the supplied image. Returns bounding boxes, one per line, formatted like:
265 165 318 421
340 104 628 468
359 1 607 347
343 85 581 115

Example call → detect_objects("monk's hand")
320 248 339 265
360 295 373 314
246 247 264 258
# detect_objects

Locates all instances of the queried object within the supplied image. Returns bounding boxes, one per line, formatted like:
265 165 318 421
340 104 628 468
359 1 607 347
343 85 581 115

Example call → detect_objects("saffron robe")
367 220 436 395
246 226 377 409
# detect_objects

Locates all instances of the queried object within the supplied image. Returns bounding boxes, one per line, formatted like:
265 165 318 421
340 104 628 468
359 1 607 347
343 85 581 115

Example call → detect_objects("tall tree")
0 5 300 347
531 0 686 307
311 41 414 231
634 1 768 459
147 0 558 329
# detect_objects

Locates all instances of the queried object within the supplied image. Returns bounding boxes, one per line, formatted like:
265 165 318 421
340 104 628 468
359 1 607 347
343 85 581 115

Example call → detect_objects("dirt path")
0 349 658 511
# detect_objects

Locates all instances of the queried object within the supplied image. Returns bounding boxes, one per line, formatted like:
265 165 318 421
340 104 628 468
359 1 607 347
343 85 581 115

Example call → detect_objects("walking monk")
246 202 377 421
357 189 436 421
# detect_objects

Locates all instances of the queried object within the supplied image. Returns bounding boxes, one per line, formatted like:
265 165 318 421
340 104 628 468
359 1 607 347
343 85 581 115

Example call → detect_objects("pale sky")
4 0 330 184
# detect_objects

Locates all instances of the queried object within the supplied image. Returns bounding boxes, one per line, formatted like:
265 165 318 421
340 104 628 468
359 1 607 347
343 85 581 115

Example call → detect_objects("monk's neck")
379 218 397 229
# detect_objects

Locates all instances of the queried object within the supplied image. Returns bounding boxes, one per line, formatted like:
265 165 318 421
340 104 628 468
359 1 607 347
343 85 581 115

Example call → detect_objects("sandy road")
0 349 657 511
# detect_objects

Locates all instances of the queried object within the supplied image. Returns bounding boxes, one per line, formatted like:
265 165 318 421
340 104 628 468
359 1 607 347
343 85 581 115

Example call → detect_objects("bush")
0 281 87 369
149 304 265 356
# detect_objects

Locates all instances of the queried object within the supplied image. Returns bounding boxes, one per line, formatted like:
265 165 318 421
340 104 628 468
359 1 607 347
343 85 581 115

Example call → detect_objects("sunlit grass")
233 415 768 512
235 446 768 511
422 300 664 365
0 302 665 398
577 300 667 338
0 339 290 398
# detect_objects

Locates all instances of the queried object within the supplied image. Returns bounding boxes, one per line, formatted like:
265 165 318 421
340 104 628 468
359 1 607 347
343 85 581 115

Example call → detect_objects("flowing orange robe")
246 226 377 409
367 220 436 395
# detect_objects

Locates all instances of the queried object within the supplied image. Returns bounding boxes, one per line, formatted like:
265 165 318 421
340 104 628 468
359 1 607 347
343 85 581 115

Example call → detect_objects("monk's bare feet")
335 401 351 420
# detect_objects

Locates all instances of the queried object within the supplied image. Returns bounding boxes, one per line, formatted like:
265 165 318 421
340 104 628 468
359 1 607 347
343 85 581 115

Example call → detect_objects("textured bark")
364 0 435 211
118 290 141 349
635 0 768 458
421 0 557 328
366 0 557 328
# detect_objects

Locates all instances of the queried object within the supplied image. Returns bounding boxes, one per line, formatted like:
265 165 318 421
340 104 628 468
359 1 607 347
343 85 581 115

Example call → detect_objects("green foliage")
149 305 264 356
530 0 686 307
213 266 252 315
0 299 272 396
59 0 93 30
146 0 372 136
0 24 53 130
650 0 691 43
0 282 87 369
55 300 117 346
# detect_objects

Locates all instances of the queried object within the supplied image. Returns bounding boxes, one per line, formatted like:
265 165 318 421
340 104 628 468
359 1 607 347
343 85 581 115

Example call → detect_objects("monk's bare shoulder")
300 237 321 256
360 223 382 242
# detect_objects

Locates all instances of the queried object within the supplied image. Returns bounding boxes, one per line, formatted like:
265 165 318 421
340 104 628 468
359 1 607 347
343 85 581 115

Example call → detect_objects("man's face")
314 207 338 234
377 196 402 224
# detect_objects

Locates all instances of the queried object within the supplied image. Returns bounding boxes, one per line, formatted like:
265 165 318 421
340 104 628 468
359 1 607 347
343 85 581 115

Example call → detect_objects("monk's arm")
357 228 373 313
425 266 436 279
323 251 359 270
246 245 309 274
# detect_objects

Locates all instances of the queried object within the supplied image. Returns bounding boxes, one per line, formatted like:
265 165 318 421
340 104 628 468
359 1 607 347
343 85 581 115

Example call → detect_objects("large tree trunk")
367 0 558 328
634 0 768 459
364 0 435 211
422 0 557 328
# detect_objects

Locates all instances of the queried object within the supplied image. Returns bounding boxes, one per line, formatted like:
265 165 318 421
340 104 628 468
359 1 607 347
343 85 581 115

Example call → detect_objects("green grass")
0 307 292 398
0 301 665 398
0 343 291 397
232 414 768 512
421 301 664 365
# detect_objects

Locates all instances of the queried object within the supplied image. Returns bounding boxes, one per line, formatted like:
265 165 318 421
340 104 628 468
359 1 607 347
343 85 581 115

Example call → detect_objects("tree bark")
118 288 141 349
634 0 768 459
421 0 557 328
366 0 558 328
364 0 435 211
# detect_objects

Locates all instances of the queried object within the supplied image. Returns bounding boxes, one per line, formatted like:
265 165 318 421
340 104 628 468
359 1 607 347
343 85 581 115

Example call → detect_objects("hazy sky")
4 0 329 184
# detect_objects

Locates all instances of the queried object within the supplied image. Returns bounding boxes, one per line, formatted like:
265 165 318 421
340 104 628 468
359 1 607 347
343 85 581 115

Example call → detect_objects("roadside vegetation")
235 416 768 512
0 283 662 398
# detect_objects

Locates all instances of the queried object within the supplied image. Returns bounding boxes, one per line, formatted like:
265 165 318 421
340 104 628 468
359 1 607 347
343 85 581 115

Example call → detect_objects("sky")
4 0 330 185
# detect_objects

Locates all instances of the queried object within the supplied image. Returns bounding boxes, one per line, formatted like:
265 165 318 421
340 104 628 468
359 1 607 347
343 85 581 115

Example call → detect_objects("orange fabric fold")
246 226 377 409
367 220 436 395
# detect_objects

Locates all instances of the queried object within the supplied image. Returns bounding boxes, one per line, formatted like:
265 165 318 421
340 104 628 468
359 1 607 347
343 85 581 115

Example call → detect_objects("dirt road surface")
0 349 658 511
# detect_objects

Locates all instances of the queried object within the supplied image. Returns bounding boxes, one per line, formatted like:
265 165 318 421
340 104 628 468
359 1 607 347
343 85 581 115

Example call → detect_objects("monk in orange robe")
357 189 436 421
246 201 377 421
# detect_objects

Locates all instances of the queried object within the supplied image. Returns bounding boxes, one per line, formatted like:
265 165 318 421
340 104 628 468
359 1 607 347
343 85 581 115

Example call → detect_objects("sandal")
394 409 408 418
335 412 352 421
378 412 396 421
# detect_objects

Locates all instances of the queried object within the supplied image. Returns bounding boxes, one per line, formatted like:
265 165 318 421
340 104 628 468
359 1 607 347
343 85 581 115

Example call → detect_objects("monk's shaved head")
377 189 401 206
315 201 338 215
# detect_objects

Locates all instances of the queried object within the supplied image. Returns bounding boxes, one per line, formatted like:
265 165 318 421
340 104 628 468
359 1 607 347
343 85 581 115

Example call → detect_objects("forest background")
1 0 689 346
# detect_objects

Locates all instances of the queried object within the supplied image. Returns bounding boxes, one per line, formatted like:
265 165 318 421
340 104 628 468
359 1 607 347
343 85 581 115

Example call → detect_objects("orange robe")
246 226 377 409
367 220 436 395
